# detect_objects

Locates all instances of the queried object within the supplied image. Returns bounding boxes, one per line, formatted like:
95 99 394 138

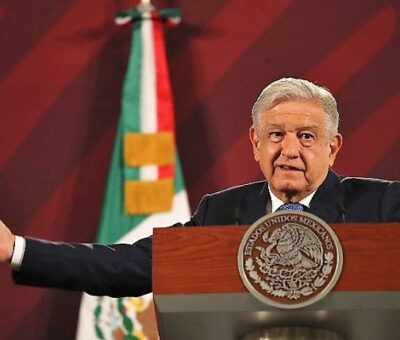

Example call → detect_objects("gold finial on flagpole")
138 0 154 12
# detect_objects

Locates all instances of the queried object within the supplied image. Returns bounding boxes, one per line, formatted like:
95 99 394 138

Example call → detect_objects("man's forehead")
263 122 320 130
265 105 324 116
262 112 326 127
261 101 326 122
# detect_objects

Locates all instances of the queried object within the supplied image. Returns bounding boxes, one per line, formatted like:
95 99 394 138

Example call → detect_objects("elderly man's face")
249 100 342 202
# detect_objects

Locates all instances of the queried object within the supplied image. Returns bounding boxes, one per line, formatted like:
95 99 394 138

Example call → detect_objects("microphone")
337 200 346 223
234 206 241 225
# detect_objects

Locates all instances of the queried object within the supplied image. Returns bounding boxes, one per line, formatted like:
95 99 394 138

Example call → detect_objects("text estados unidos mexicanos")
244 214 333 256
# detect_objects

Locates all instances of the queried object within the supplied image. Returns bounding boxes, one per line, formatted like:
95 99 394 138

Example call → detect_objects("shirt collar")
268 186 316 212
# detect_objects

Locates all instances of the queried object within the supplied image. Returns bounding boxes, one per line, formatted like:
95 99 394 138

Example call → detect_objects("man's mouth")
275 164 304 172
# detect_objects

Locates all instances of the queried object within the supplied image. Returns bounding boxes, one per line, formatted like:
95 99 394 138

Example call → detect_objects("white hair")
251 78 339 137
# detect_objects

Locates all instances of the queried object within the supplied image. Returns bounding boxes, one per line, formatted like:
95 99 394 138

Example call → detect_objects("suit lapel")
240 182 269 225
236 171 343 225
308 169 343 223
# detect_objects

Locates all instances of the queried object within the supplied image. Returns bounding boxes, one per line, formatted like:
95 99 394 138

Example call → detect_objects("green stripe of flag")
122 19 142 133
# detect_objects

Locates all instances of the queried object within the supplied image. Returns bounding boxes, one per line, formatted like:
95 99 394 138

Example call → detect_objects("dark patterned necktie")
278 203 304 211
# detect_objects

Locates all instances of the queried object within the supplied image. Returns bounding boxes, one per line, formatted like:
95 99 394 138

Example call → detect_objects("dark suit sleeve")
13 236 152 297
11 196 212 297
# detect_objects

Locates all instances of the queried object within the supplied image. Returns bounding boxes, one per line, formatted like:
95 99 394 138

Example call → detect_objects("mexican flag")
75 5 190 340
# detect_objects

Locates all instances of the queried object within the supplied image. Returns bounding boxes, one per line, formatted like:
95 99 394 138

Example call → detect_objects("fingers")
0 220 16 262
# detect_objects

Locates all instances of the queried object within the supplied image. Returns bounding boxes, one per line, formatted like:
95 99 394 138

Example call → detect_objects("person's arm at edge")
0 194 210 297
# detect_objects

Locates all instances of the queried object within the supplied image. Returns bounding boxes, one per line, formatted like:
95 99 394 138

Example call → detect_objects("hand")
0 220 16 262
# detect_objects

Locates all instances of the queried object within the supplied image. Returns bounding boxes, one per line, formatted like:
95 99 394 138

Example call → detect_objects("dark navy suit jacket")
13 170 400 297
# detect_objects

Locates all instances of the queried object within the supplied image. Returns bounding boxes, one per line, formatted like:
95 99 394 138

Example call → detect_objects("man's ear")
329 133 343 166
249 126 260 161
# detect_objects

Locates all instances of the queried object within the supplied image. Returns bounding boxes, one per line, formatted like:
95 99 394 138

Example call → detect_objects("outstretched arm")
0 219 153 297
13 236 153 297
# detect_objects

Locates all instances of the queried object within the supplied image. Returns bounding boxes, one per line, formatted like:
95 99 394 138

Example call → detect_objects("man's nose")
281 134 300 158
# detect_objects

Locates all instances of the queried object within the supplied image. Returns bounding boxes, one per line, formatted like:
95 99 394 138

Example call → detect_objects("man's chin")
274 181 304 193
271 182 308 201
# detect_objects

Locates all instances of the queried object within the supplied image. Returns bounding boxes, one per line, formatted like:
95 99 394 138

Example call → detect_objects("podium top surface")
153 223 400 295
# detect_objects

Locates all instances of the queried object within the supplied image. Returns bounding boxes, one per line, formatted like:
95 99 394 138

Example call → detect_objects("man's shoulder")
339 175 399 190
337 175 400 207
206 180 266 199
190 180 267 226
335 175 400 222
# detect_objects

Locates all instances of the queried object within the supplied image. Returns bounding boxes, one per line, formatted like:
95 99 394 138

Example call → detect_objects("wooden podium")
153 224 400 340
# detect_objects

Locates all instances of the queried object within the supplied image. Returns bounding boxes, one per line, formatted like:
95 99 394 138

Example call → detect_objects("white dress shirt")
268 186 316 212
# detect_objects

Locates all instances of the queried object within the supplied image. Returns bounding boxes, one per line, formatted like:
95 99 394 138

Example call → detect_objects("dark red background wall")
0 0 399 339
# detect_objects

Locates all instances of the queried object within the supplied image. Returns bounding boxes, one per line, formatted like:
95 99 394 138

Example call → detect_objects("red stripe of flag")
153 16 175 132
153 15 175 179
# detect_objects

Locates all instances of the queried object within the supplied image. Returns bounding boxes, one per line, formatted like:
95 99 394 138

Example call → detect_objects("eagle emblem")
259 223 323 269
238 211 343 309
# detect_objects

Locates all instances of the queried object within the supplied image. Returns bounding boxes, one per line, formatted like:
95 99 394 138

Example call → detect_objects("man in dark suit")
0 77 399 297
